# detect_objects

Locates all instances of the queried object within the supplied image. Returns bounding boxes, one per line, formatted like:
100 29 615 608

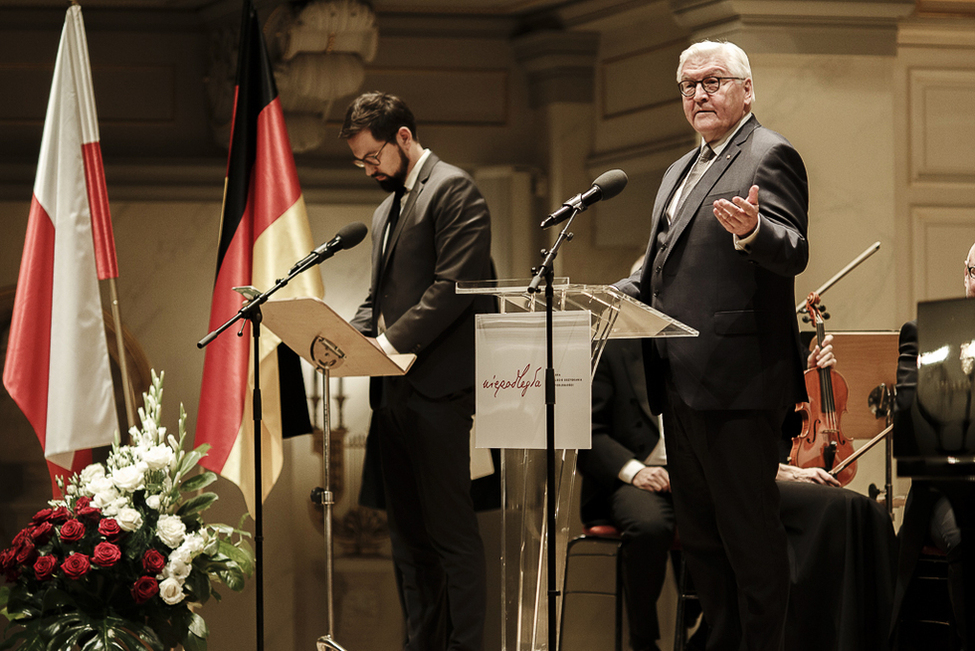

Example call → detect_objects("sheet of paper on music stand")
474 312 590 449
260 296 415 378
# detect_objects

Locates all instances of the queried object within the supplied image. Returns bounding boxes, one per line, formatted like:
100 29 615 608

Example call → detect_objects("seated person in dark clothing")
578 335 897 651
890 242 971 650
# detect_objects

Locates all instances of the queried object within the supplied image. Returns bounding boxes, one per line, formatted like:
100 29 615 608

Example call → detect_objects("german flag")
196 0 323 516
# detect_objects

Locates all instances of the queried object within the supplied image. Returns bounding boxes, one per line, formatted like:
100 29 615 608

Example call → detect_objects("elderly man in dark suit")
341 91 494 651
615 40 809 651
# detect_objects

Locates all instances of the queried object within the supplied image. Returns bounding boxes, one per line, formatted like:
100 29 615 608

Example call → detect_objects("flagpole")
107 277 136 429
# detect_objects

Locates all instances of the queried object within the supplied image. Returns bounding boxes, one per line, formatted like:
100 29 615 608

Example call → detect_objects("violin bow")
796 241 881 314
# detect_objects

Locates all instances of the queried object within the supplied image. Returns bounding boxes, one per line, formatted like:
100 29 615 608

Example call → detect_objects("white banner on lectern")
474 312 591 450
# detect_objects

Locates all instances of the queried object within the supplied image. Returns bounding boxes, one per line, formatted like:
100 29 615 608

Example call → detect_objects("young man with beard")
340 91 494 651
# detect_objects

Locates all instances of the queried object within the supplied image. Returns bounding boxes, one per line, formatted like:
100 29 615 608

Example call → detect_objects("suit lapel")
646 150 697 259
378 153 440 277
664 116 761 256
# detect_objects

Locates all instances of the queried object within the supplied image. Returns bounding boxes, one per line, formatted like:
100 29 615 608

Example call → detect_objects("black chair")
559 525 696 651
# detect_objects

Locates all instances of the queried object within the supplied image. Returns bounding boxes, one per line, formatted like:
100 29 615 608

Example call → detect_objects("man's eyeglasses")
352 140 391 168
678 76 743 98
967 264 975 280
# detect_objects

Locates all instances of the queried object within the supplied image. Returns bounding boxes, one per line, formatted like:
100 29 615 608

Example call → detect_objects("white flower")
92 487 120 511
180 532 206 557
80 464 105 486
87 476 115 497
111 462 147 492
158 577 186 605
116 507 143 532
165 556 192 581
145 494 162 511
157 514 187 548
143 444 175 471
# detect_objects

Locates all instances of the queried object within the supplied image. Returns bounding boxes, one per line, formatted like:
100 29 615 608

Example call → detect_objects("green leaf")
177 492 218 516
217 540 254 577
217 564 245 592
188 612 207 639
179 471 217 493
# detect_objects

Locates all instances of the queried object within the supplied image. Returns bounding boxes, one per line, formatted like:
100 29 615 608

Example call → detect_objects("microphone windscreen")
592 169 628 201
337 222 368 250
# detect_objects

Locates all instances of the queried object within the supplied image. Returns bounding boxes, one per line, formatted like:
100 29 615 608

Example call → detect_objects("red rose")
15 540 36 566
92 542 121 568
49 507 70 523
31 508 54 524
131 576 159 604
59 519 85 542
1 548 20 582
76 506 101 521
142 549 166 574
97 519 122 541
30 521 54 544
34 555 57 580
75 496 93 510
12 528 30 547
61 553 90 579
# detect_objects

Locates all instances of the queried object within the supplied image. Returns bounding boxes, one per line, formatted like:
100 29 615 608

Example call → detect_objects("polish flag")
3 5 119 496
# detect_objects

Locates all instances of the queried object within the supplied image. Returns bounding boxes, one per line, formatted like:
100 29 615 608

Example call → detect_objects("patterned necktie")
673 145 715 219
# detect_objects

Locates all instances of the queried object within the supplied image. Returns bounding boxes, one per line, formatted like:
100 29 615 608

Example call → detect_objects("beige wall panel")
910 206 975 305
601 42 686 119
352 68 509 127
754 53 898 333
909 68 975 183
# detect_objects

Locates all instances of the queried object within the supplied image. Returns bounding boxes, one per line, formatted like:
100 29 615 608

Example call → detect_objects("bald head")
966 243 975 298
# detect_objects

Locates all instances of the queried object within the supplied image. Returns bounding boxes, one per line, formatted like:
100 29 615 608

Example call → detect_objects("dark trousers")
663 382 789 651
376 377 486 651
608 483 678 649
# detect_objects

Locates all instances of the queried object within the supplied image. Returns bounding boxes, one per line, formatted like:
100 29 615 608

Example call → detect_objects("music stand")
260 296 415 651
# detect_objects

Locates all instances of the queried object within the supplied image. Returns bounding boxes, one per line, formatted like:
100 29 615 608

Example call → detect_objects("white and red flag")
196 0 323 515
3 4 120 497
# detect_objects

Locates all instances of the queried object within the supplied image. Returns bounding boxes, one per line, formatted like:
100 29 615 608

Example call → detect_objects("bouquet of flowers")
0 372 254 651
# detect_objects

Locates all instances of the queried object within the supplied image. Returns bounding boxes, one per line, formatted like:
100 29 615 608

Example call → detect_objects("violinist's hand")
808 333 836 370
714 184 760 237
632 466 671 493
777 463 841 487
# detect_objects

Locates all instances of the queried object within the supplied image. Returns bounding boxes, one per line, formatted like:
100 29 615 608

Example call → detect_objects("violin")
789 292 857 486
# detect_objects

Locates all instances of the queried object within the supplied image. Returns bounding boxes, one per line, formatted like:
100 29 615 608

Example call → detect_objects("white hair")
677 40 754 101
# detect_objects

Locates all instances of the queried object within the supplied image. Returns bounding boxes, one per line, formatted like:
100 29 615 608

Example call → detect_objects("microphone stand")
528 211 578 651
198 251 331 651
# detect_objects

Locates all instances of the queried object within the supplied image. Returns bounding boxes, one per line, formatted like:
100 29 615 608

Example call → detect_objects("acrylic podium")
457 279 697 651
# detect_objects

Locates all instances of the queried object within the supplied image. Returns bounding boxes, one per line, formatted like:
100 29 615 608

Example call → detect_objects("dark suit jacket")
350 152 495 398
616 116 809 413
577 339 662 526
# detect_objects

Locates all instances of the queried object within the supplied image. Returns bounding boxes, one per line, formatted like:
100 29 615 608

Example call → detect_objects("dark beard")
375 148 409 193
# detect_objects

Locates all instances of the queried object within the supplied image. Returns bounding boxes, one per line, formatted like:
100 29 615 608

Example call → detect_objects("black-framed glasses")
352 140 391 168
678 76 743 98
967 264 975 280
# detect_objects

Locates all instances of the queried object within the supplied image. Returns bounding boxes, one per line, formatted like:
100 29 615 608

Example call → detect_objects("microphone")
290 221 368 271
540 169 628 229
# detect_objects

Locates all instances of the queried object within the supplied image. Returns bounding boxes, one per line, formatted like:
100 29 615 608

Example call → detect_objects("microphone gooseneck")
540 169 628 229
